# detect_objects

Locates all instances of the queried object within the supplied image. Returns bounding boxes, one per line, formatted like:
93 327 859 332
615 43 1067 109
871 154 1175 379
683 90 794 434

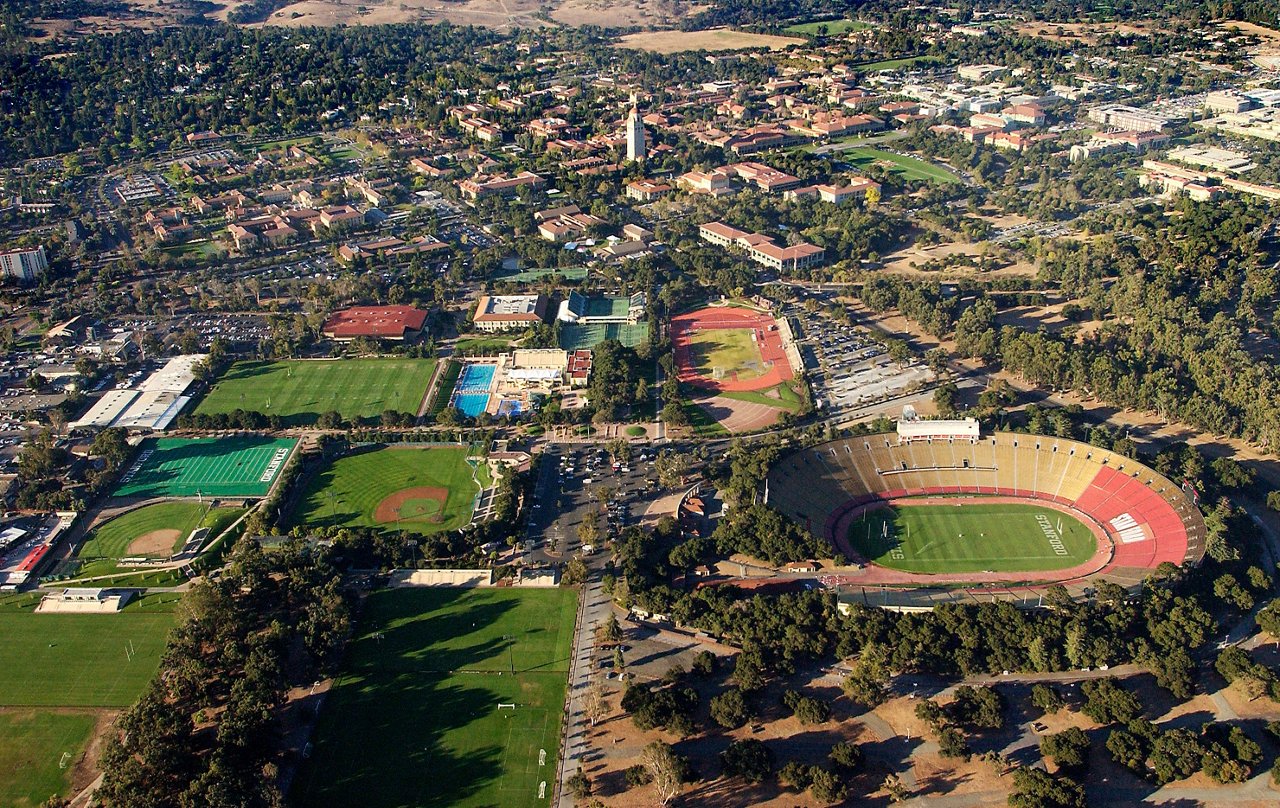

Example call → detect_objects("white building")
0 245 48 281
626 107 646 162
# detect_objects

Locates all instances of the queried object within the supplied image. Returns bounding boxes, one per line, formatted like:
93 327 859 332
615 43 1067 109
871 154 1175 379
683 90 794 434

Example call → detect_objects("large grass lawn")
294 445 482 535
77 502 242 562
0 594 179 707
848 502 1096 573
195 358 436 426
785 18 871 35
292 587 578 808
687 328 766 382
0 710 97 807
841 146 960 184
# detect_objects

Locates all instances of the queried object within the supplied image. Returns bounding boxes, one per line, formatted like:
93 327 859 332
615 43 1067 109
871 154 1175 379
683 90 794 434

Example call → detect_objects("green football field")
294 445 484 535
848 502 1096 573
194 358 436 425
77 502 242 562
292 587 578 808
113 436 297 499
0 710 97 808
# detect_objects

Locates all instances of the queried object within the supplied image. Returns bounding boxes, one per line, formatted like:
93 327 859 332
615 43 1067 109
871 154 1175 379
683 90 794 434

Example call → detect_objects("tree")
584 680 608 727
937 725 971 760
782 689 830 725
567 769 591 799
829 741 864 772
1008 767 1086 808
1080 678 1141 725
1031 684 1064 716
639 741 689 806
808 766 847 804
949 685 1004 729
882 773 909 803
710 688 749 729
690 650 717 676
563 558 587 586
1041 727 1090 771
721 739 774 782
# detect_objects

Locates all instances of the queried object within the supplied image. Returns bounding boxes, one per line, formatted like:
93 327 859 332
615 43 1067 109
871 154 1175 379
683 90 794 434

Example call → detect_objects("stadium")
766 418 1206 608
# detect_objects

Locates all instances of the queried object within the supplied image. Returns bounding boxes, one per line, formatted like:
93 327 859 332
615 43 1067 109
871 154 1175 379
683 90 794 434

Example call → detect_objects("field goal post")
497 702 516 710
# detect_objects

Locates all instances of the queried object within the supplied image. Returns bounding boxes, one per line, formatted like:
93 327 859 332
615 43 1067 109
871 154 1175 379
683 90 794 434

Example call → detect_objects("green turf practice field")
687 327 766 382
848 502 1096 573
841 147 960 184
294 445 482 535
292 587 578 808
77 502 242 562
0 595 178 707
0 710 97 807
194 358 436 425
113 436 297 499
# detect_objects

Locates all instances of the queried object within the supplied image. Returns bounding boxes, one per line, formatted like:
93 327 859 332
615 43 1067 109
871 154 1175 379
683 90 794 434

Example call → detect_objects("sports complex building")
767 418 1206 609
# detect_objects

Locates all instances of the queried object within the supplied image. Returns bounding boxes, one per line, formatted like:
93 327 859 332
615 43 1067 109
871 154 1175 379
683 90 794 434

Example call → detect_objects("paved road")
554 566 611 807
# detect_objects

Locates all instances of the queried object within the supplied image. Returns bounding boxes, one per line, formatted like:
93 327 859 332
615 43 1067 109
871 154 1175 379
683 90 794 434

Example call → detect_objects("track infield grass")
0 594 179 707
848 502 1096 573
195 358 436 425
77 502 242 562
292 587 578 808
113 436 297 499
0 710 98 808
294 445 481 535
841 147 960 184
686 327 767 383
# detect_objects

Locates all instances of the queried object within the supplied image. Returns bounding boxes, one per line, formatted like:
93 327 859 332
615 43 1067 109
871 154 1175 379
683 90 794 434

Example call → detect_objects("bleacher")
767 431 1207 587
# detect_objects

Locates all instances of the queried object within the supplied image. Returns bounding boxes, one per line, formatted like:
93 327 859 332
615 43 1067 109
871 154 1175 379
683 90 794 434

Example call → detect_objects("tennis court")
560 321 650 350
113 436 297 499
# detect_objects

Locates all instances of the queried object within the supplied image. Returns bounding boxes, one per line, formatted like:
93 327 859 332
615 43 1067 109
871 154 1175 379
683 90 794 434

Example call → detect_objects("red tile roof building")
322 305 429 341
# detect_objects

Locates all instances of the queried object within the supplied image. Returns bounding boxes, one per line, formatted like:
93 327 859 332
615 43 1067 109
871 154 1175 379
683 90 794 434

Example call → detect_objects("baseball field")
113 436 297 499
77 502 242 562
292 587 578 808
294 445 484 535
847 502 1096 573
194 358 436 425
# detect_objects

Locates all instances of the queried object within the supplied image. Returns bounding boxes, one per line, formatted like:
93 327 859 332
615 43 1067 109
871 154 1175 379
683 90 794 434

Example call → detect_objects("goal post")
497 703 516 710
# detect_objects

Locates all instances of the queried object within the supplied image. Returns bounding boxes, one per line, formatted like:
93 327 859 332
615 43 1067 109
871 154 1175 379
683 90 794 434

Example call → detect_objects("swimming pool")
454 392 490 418
456 363 496 392
497 398 525 418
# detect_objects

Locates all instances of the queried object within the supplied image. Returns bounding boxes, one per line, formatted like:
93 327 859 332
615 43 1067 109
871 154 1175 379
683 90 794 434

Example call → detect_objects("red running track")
670 306 794 392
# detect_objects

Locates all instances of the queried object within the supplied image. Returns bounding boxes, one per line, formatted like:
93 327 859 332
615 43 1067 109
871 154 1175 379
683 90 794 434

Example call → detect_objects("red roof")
323 305 428 338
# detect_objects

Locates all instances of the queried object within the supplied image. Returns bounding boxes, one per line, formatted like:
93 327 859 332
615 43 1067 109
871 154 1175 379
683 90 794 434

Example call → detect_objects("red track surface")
671 306 794 392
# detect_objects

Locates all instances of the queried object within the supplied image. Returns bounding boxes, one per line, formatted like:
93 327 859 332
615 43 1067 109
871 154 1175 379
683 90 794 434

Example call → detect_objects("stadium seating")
767 432 1206 586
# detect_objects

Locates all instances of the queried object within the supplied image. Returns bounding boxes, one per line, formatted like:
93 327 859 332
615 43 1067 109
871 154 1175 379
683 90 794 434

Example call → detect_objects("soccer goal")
497 703 516 710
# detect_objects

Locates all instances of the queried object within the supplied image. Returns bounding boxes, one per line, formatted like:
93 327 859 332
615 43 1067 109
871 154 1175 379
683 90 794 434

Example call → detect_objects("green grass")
682 401 730 436
78 502 242 561
841 147 960 184
455 337 514 355
292 587 578 808
626 425 648 437
493 266 589 283
848 502 1096 573
0 710 97 807
0 597 177 707
687 327 767 382
294 445 482 535
113 436 297 499
428 360 463 416
785 18 870 35
196 359 437 426
721 380 805 412
853 54 935 71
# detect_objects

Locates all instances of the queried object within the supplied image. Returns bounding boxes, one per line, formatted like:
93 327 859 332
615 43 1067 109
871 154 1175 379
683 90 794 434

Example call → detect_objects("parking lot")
794 309 934 412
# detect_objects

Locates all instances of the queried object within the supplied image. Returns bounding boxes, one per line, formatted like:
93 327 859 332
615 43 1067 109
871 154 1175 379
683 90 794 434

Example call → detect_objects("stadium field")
194 358 436 425
0 594 178 708
113 436 297 499
848 502 1096 573
294 445 482 535
77 502 242 562
0 709 97 807
292 587 578 808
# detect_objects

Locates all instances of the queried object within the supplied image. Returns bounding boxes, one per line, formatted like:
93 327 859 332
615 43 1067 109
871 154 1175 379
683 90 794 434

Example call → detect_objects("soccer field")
194 358 436 425
0 595 178 707
687 328 767 382
113 436 297 499
294 445 482 535
292 587 578 808
0 710 97 808
848 502 1097 573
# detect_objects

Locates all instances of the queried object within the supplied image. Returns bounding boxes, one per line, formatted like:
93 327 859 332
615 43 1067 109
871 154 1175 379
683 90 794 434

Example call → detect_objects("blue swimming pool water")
454 392 490 418
457 363 496 392
497 398 525 418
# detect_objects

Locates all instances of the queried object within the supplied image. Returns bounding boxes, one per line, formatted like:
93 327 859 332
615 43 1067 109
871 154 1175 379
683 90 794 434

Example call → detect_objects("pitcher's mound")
375 487 450 524
128 529 182 556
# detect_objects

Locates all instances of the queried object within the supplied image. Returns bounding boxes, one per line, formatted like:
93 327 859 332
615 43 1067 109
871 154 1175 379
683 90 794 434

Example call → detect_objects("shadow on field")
291 589 533 808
